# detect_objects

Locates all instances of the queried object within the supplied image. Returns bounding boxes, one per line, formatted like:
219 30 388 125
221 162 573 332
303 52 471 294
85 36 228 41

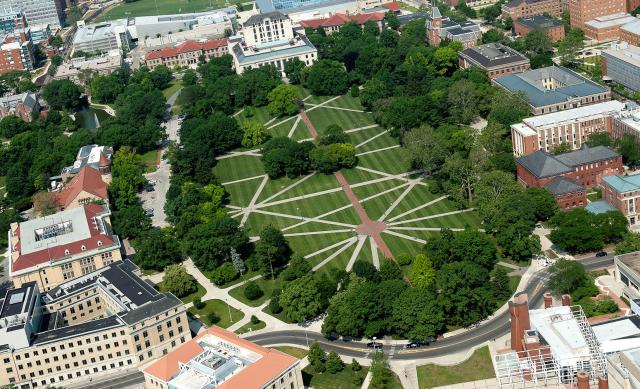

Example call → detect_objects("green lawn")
162 81 182 100
228 277 284 307
138 149 158 173
158 281 206 304
272 346 309 359
235 319 266 334
188 299 244 328
416 346 495 388
302 366 369 389
100 0 233 20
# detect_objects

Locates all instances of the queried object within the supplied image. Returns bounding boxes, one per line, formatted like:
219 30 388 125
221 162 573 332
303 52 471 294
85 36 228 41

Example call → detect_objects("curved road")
246 256 615 360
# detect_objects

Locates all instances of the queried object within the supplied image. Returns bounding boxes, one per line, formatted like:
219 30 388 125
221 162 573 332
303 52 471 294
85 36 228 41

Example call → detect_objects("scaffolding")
494 305 607 388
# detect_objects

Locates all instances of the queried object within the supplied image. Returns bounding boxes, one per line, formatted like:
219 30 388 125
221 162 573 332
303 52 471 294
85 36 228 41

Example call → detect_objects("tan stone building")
8 203 122 291
53 166 109 210
0 260 190 389
143 38 228 70
143 326 303 389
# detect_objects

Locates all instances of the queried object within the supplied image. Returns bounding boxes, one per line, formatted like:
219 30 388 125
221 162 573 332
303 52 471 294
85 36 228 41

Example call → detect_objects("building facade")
569 0 626 30
583 12 639 41
0 260 190 389
427 6 481 49
602 41 640 91
53 50 123 82
228 11 317 75
0 11 26 35
144 38 228 70
494 66 612 115
73 20 132 55
510 100 627 156
143 326 304 389
602 174 640 225
52 166 108 210
514 15 565 42
621 20 640 45
502 0 564 20
459 43 530 79
299 12 385 35
0 0 64 28
0 30 35 74
8 204 122 291
0 91 39 122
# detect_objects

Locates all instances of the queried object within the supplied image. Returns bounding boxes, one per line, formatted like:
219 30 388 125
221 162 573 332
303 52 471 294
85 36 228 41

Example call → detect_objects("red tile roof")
300 12 385 29
55 166 108 209
144 327 299 387
10 204 115 272
145 38 228 61
383 1 401 11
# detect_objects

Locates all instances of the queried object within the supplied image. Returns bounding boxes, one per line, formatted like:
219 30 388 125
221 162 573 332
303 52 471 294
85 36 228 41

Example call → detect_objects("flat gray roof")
18 207 92 255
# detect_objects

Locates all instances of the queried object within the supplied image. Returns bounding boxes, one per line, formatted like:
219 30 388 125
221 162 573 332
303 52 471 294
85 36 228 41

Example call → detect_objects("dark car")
406 342 421 349
367 342 383 349
145 185 155 192
596 251 608 257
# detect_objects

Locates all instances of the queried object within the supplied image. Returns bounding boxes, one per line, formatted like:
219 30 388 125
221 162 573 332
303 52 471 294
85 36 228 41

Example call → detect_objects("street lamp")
373 336 377 353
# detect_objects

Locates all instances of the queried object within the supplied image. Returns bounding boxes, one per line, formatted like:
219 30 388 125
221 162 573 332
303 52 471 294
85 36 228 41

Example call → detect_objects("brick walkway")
299 108 394 260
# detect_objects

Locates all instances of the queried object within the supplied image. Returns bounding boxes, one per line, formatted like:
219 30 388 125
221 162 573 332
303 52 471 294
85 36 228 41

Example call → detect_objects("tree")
447 79 478 124
433 46 459 75
549 208 605 253
284 58 306 84
133 228 182 271
113 206 150 239
42 79 82 110
280 255 311 281
616 232 640 255
352 260 380 282
369 353 396 389
0 115 30 138
255 225 292 279
490 267 513 303
379 260 403 281
181 69 198 86
241 120 269 148
436 261 494 326
409 254 436 288
524 29 553 54
267 84 299 117
181 216 249 271
442 153 477 205
326 351 344 373
318 124 348 145
616 134 640 167
488 90 530 126
526 187 558 221
211 262 239 285
391 288 444 341
310 143 357 174
261 137 314 178
403 125 448 175
162 264 197 298
50 35 63 48
308 342 327 373
244 281 264 300
396 253 413 266
279 275 324 322
360 78 387 111
384 11 400 30
587 132 611 147
230 247 246 276
303 60 348 95
475 170 523 228
483 29 506 44
558 28 585 66
548 259 590 295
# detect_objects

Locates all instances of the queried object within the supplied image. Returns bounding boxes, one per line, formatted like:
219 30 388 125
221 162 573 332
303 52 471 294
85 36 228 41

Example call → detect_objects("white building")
0 0 64 28
229 11 317 75
73 20 132 54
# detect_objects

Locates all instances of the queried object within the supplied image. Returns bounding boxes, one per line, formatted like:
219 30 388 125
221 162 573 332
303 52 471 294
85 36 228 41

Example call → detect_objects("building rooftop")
460 43 529 69
73 20 126 44
603 174 640 193
495 66 609 108
144 326 299 388
585 13 638 30
145 38 228 61
230 33 316 64
244 11 288 26
0 91 38 111
585 200 618 214
603 42 640 68
55 51 122 78
529 305 591 365
64 144 113 175
622 19 640 35
54 166 108 209
0 282 36 325
522 100 626 128
504 0 552 8
516 15 562 30
543 177 584 195
299 12 385 29
516 146 620 179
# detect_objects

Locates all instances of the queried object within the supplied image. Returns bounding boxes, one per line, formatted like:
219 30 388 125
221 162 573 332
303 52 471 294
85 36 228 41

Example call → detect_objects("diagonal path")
355 129 390 149
312 238 358 271
287 115 302 138
346 124 379 133
240 175 269 226
370 237 380 269
355 145 400 157
378 182 418 222
257 173 316 205
222 174 268 186
304 237 355 259
216 149 262 160
387 195 448 222
383 230 426 244
387 208 476 226
284 229 353 237
305 104 365 113
346 235 368 271
252 209 357 228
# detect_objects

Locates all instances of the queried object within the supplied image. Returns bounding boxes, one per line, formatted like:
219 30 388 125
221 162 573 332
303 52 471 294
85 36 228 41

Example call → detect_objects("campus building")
52 166 109 211
7 204 123 291
602 41 640 92
601 175 640 226
614 251 640 311
494 66 611 115
0 11 26 35
621 19 640 45
458 43 530 79
514 15 565 42
143 38 228 70
143 326 304 389
299 12 386 35
583 12 639 41
0 30 35 74
73 20 132 54
62 144 113 178
515 146 622 209
569 0 626 30
0 0 65 28
501 0 564 20
228 11 317 75
510 100 628 156
0 91 39 122
426 6 481 49
53 50 124 82
0 260 190 389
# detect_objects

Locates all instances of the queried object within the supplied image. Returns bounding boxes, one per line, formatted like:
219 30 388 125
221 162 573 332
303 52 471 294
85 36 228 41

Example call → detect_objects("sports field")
100 0 230 20
215 91 482 275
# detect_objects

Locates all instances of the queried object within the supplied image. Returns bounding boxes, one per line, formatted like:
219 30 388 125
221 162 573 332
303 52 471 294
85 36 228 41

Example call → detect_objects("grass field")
235 319 266 334
162 80 182 100
272 346 309 359
188 299 244 328
158 281 206 304
302 366 369 389
217 92 482 279
416 346 495 388
138 149 158 173
100 0 232 20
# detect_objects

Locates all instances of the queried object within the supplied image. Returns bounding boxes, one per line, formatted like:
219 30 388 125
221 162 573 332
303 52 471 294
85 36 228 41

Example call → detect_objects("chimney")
562 294 572 306
509 292 531 352
544 293 553 308
598 376 609 389
577 372 589 389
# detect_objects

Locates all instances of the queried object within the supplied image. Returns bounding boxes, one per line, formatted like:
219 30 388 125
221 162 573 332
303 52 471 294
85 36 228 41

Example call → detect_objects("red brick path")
299 108 394 260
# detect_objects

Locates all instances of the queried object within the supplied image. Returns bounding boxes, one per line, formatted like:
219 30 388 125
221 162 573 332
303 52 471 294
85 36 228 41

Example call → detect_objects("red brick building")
0 30 35 74
502 0 564 20
514 15 565 42
299 12 385 35
569 0 626 30
516 145 622 209
458 43 530 79
144 38 228 70
583 12 638 41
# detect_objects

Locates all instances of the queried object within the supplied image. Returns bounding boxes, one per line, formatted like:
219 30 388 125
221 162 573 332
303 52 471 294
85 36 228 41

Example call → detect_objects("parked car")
406 342 421 349
145 185 154 192
367 342 383 349
145 208 154 217
596 251 608 257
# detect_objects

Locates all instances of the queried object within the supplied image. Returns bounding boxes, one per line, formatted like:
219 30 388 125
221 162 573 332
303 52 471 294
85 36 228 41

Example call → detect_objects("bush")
350 85 359 97
396 253 413 266
571 283 600 301
207 312 220 324
244 281 264 301
251 315 261 324
269 289 283 313
351 359 361 371
211 262 239 286
193 299 205 309
162 264 197 298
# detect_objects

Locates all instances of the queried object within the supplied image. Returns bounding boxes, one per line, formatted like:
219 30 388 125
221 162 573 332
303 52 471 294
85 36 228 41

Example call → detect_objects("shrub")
269 289 283 313
207 312 220 324
350 85 360 97
351 359 361 371
211 262 239 286
396 253 413 266
193 299 205 309
244 281 264 301
251 315 261 324
571 283 600 301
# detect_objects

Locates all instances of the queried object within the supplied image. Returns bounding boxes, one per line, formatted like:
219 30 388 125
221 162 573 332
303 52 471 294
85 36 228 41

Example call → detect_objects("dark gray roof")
544 177 584 195
516 15 562 30
32 316 122 345
555 145 620 167
495 66 609 108
460 43 529 69
504 0 549 8
120 294 182 326
244 11 288 26
0 282 36 319
516 151 572 178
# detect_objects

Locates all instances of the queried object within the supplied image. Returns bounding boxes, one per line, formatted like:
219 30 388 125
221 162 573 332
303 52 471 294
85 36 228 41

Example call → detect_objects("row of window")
9 358 134 388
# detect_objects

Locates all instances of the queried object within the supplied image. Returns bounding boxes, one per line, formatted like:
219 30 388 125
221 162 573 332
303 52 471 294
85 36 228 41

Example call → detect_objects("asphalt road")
246 255 615 360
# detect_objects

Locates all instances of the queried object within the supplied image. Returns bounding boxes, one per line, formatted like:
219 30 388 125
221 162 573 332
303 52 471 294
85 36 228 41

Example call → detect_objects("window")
61 263 75 280
80 257 96 275
101 251 113 265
